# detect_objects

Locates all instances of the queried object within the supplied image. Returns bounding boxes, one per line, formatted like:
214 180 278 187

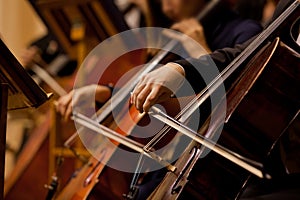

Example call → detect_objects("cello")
146 1 300 199
59 0 300 198
54 1 230 199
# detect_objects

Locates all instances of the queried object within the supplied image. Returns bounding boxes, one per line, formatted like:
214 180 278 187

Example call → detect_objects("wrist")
95 84 112 103
166 62 186 77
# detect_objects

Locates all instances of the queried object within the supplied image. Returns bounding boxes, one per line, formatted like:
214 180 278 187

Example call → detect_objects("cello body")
147 1 300 199
179 39 299 200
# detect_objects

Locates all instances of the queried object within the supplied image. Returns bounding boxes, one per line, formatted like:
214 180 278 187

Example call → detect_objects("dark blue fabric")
175 0 296 94
205 10 262 51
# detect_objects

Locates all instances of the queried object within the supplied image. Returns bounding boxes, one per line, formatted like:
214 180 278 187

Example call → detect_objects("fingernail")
130 92 133 104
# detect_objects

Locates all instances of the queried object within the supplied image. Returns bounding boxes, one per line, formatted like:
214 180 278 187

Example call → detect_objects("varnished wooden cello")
145 1 300 199
54 1 232 199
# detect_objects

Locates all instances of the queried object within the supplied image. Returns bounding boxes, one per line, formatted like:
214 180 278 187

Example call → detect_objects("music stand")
0 38 51 199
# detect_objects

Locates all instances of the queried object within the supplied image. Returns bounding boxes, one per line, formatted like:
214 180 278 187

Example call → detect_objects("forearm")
95 84 112 103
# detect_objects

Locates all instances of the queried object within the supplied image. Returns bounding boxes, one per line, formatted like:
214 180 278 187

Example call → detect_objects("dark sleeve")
172 0 293 93
174 38 254 93
231 19 262 45
175 0 294 92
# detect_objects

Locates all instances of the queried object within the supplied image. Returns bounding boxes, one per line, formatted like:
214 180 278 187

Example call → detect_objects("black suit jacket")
175 0 296 93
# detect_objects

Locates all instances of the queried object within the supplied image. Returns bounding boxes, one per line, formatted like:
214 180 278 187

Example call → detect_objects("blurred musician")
55 0 262 120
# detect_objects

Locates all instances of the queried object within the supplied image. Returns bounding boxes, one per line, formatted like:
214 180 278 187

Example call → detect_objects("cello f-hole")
171 145 199 194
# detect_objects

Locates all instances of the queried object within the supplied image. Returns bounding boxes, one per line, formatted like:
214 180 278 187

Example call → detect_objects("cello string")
129 154 145 190
174 0 300 120
144 0 299 151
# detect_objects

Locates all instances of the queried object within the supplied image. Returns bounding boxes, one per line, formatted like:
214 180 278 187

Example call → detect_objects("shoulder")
226 18 263 45
236 18 262 29
211 9 263 46
228 17 262 34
